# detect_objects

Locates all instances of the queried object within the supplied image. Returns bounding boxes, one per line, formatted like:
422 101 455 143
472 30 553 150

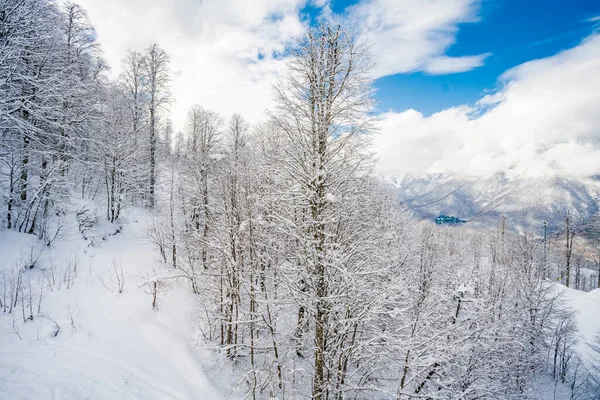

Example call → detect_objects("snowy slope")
558 285 600 359
525 285 600 400
0 208 225 400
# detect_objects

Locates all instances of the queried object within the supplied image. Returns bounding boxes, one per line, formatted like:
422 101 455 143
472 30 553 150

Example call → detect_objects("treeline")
1 1 599 399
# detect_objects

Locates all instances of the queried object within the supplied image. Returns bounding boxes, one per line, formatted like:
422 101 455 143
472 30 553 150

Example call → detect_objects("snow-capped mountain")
389 173 600 235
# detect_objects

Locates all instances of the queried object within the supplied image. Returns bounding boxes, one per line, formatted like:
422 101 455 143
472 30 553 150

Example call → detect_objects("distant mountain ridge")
388 173 600 235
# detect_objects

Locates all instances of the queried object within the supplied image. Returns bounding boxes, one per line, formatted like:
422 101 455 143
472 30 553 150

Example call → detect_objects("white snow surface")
557 284 600 359
0 207 224 400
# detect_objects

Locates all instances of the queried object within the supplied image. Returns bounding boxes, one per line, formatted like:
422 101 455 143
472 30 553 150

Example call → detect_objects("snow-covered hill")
0 207 224 400
389 173 600 234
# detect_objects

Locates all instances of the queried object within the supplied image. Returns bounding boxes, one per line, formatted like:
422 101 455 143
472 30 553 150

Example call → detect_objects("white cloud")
347 0 488 78
424 53 490 75
77 0 307 131
375 34 600 178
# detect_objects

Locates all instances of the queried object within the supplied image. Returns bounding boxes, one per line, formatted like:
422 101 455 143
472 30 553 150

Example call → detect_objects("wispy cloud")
347 0 488 78
587 15 600 23
424 53 491 75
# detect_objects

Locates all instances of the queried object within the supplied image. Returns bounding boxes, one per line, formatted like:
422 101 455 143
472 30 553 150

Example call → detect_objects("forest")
1 0 599 399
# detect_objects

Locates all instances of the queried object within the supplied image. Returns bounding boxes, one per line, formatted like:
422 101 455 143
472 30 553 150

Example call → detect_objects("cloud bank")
376 34 600 178
77 0 486 131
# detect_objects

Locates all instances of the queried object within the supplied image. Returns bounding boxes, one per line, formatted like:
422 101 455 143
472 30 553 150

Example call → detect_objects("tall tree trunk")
201 172 209 269
149 107 156 208
20 127 29 202
7 162 15 229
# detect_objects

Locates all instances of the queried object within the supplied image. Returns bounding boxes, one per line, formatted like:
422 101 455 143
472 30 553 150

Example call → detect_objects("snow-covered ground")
1 205 599 399
0 207 225 400
558 285 600 359
526 284 600 399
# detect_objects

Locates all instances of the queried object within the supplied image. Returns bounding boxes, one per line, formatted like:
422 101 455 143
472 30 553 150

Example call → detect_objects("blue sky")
318 0 600 115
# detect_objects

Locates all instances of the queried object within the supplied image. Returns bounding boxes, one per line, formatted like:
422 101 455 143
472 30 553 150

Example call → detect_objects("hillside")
390 173 600 234
0 206 224 399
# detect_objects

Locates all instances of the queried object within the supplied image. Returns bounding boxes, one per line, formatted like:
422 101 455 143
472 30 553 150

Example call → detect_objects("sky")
76 0 600 178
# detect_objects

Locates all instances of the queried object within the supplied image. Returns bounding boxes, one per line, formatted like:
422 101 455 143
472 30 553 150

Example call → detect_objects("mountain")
389 173 600 235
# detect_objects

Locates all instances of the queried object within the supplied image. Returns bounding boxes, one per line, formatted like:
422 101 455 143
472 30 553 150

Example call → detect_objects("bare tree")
270 23 374 399
142 43 170 208
182 105 222 268
564 209 576 287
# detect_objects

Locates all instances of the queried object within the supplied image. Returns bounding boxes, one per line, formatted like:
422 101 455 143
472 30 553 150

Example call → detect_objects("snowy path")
0 210 224 400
